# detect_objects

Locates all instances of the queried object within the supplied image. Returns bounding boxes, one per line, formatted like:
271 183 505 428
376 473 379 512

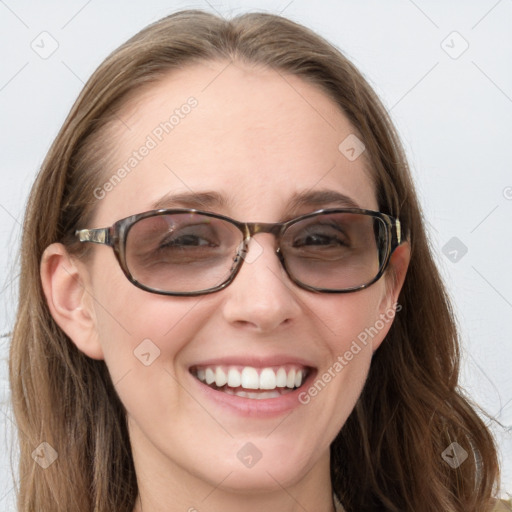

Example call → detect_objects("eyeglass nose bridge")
232 221 287 269
242 221 286 238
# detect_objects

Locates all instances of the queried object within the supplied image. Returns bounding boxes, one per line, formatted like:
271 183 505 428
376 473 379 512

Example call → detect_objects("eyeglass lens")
124 211 388 293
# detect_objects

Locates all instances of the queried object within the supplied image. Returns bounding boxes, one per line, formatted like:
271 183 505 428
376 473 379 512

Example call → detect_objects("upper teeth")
194 366 306 390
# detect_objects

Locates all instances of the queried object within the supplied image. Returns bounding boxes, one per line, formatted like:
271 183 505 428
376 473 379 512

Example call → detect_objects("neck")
133 489 336 512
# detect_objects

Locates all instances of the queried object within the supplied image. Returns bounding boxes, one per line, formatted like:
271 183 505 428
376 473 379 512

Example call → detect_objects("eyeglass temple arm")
75 228 112 246
392 219 402 249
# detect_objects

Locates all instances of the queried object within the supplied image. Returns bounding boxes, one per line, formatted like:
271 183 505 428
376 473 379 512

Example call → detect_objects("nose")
221 234 302 333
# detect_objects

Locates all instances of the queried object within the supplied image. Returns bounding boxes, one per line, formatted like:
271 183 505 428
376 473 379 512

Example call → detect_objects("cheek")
88 272 221 442
308 284 386 355
87 252 211 379
297 286 386 427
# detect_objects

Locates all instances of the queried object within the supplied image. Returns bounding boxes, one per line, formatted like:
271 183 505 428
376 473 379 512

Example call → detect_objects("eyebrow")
287 189 361 211
150 191 230 211
150 189 360 214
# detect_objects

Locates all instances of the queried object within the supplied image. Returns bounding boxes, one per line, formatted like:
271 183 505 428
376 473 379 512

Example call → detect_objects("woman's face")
53 61 408 503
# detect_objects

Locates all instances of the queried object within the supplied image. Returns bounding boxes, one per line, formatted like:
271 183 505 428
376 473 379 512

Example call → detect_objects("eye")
292 222 349 248
158 231 217 249
294 233 342 246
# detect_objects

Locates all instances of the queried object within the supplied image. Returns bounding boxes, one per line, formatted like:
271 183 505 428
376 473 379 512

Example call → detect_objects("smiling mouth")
190 364 312 399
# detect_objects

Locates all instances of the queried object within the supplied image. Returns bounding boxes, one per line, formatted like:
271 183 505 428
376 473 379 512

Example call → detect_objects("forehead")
93 60 376 225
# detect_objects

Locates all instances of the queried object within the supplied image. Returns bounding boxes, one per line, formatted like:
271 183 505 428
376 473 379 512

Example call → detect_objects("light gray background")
1 0 511 509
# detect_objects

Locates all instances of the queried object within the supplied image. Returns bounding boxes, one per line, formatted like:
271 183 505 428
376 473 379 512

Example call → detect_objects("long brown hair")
9 9 501 511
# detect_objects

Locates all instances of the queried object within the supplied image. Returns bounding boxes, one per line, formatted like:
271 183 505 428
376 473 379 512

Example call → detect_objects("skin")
41 60 410 512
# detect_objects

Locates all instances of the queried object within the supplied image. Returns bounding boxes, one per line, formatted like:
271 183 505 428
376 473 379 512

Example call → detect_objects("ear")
382 242 410 308
40 243 104 360
372 241 411 351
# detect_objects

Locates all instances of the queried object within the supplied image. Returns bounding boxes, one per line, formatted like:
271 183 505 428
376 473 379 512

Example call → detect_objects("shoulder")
331 494 511 511
491 498 512 511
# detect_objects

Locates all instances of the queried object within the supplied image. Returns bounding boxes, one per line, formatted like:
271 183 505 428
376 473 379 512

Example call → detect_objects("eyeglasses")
75 208 402 296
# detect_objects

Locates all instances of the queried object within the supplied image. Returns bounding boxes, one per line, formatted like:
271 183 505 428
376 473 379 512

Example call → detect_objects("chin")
194 438 323 493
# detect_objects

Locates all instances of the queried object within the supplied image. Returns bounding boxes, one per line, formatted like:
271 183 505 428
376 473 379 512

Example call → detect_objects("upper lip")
188 355 316 371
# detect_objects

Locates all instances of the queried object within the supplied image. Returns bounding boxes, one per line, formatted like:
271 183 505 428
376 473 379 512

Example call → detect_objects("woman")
9 9 509 512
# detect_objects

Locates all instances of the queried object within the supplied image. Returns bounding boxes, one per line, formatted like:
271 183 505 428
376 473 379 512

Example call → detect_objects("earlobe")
40 243 104 360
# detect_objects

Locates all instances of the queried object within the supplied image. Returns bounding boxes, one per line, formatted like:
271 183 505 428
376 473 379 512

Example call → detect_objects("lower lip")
189 371 317 417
